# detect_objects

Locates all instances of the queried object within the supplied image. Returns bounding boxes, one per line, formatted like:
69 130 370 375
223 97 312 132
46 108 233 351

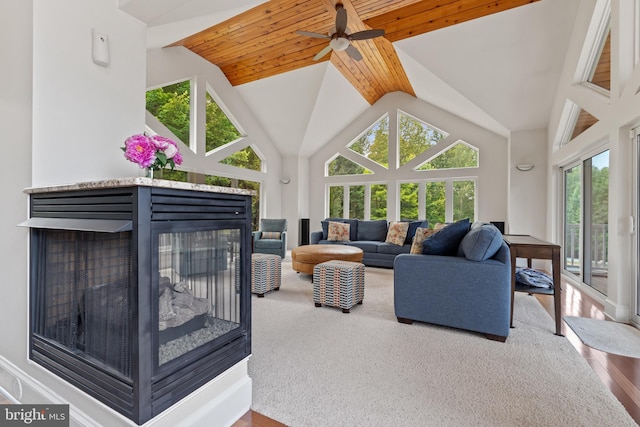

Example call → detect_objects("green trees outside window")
146 81 191 146
327 110 479 222
399 112 447 166
328 156 372 176
146 81 261 229
348 116 389 168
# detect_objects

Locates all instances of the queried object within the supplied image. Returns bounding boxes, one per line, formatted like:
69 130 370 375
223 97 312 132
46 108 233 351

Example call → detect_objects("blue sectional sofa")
393 222 511 341
310 218 427 268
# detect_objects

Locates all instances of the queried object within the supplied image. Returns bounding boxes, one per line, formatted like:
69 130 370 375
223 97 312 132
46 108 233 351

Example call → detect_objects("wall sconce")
280 178 291 184
516 164 535 172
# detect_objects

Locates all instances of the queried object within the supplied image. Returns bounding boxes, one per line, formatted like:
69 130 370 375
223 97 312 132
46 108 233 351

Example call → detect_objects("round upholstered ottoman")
291 244 363 275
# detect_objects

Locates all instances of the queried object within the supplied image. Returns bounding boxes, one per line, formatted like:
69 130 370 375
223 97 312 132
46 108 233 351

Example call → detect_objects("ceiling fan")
296 3 385 61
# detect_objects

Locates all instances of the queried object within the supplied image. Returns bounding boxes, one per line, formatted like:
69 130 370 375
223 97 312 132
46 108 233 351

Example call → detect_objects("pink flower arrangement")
122 133 183 172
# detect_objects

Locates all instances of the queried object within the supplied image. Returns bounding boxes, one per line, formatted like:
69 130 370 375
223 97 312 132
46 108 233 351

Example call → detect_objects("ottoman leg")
315 303 322 307
342 308 350 314
257 293 265 298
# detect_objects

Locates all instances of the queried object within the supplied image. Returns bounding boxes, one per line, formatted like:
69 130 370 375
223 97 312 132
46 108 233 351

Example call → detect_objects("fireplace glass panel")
157 229 241 365
34 229 133 378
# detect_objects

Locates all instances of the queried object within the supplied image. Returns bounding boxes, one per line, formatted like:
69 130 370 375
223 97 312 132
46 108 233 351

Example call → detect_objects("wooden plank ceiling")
171 0 538 105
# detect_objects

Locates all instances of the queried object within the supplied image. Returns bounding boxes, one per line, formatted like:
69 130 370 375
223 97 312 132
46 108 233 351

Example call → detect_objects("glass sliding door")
564 165 582 279
563 150 609 295
585 150 609 294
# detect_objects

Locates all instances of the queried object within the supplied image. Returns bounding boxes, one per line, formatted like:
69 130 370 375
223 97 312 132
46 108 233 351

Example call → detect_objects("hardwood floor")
234 278 640 427
535 280 640 425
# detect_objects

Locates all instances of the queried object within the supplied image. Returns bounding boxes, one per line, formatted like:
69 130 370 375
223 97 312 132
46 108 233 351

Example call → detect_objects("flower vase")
146 168 154 179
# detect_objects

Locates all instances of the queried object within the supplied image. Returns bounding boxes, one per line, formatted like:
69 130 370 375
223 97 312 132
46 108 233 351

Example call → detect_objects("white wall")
32 0 146 185
308 92 509 232
508 129 548 237
1 1 251 425
0 0 33 388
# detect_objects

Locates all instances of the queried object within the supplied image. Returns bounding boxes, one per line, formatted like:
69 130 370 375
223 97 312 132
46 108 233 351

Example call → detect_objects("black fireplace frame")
25 184 252 424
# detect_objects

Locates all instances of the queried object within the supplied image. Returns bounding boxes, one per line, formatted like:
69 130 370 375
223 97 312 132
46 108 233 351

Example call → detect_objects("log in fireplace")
22 179 252 424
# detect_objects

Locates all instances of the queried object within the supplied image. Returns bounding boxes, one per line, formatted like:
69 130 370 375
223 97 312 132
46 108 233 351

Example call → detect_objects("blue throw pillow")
422 218 470 256
357 220 388 241
459 224 503 261
404 220 428 245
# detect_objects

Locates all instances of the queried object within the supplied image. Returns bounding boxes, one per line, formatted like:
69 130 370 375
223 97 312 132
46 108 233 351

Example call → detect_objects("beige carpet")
248 259 637 427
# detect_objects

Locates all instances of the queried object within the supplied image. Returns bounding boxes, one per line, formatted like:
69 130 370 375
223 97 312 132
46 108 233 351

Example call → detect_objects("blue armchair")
252 218 287 258
393 240 511 341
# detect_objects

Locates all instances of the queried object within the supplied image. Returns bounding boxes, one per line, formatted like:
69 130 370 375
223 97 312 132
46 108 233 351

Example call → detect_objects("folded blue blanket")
515 267 553 288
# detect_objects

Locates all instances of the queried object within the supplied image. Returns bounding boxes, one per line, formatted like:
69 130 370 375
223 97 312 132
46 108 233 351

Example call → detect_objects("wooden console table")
502 235 563 336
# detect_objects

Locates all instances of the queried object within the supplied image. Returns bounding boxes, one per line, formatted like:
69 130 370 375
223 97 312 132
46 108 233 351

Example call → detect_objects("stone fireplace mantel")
24 177 255 196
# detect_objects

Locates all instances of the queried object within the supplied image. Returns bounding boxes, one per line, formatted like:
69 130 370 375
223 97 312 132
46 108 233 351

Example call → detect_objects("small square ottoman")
251 253 282 297
313 260 364 313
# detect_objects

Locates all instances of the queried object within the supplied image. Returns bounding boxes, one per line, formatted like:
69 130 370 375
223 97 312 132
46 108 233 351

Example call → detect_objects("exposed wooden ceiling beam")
171 0 539 104
364 0 539 42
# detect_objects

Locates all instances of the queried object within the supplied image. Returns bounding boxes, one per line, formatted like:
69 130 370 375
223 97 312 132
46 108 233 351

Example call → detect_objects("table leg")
552 247 563 336
510 249 517 328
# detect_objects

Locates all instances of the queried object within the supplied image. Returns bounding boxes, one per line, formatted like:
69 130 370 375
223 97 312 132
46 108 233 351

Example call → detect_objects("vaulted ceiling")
122 0 581 157
170 0 536 104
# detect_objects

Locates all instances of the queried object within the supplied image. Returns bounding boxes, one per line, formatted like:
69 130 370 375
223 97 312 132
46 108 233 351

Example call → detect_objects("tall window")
328 184 387 220
402 179 476 224
563 150 609 295
564 164 582 279
585 151 609 293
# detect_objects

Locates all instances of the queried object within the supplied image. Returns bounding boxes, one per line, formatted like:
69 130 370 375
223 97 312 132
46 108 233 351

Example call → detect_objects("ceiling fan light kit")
330 37 350 52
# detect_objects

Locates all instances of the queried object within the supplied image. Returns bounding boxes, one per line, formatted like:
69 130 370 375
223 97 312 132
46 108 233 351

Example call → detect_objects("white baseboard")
0 356 252 427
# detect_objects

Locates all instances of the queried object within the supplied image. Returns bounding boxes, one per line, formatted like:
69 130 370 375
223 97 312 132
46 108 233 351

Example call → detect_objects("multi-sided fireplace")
22 179 252 424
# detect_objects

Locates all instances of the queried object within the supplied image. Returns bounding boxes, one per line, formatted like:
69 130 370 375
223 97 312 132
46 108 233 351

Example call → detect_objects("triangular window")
220 146 262 172
417 141 478 170
146 80 191 149
327 155 373 176
570 108 598 141
206 90 243 153
347 115 389 168
398 111 448 166
587 29 610 91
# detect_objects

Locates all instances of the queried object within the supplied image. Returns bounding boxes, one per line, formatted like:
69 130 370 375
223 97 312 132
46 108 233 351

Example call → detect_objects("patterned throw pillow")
385 221 409 246
410 227 436 254
327 221 350 242
261 231 281 239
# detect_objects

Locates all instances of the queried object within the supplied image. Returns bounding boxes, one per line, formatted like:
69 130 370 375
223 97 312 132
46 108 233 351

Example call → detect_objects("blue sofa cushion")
322 218 358 241
357 220 388 241
378 242 411 255
349 241 383 253
405 220 428 245
254 239 283 249
460 224 503 261
422 218 470 256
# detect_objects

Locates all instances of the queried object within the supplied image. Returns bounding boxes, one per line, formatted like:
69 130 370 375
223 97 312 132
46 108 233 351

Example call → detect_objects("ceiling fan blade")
296 30 330 39
335 4 347 35
313 45 333 61
345 44 363 61
349 29 385 41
